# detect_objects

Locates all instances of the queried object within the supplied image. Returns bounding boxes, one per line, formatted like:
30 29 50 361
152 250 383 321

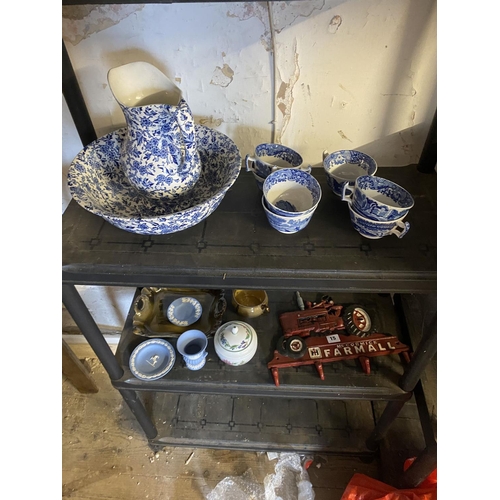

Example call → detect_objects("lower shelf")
141 391 378 455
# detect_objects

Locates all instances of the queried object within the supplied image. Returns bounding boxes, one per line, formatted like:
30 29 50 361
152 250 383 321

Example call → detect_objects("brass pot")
231 289 270 318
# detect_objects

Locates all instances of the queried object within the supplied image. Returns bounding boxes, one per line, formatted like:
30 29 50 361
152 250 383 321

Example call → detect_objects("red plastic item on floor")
340 459 437 500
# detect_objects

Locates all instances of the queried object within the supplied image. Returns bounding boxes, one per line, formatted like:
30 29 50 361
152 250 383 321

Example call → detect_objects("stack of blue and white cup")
323 149 414 239
261 168 322 234
245 143 322 234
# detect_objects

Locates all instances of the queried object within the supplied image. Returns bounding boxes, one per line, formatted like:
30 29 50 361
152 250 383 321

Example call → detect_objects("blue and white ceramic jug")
107 61 201 200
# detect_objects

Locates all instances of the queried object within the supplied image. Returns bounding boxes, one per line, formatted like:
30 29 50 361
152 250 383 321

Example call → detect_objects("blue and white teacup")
342 175 414 221
348 204 410 239
323 150 377 197
261 196 316 234
262 168 322 217
251 170 266 191
176 329 208 371
245 143 310 179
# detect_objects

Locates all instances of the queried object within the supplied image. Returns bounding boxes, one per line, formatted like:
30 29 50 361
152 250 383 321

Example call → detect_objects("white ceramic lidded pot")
213 320 258 366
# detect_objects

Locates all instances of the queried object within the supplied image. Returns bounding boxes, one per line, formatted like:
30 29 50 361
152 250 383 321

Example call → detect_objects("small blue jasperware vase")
108 61 201 201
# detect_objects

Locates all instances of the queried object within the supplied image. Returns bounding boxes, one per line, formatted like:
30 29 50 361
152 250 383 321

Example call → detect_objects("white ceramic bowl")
67 125 241 235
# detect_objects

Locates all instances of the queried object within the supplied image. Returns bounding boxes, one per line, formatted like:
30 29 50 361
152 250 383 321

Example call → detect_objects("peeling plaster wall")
62 0 436 331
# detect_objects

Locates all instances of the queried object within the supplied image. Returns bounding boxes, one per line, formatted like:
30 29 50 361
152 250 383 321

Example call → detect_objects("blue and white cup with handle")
348 204 410 239
176 329 208 370
323 150 377 197
341 175 414 221
245 143 310 179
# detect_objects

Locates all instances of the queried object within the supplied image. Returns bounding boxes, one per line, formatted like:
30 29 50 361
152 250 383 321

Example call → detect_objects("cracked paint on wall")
274 39 300 144
227 1 327 49
338 130 353 143
328 15 342 33
210 64 235 88
62 4 145 45
226 3 272 51
271 0 326 33
198 116 224 127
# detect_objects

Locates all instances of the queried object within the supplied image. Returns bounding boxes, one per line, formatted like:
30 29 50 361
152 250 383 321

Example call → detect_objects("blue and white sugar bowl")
341 175 414 221
323 150 377 197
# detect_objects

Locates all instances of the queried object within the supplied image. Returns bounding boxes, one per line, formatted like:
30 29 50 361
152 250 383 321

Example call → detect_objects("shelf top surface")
113 290 410 399
62 166 437 292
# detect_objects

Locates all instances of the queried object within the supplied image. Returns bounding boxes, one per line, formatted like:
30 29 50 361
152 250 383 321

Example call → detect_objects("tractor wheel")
276 336 288 356
343 305 374 337
284 336 307 359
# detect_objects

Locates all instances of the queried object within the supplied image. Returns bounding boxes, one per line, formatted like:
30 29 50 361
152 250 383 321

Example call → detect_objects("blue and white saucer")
166 297 203 327
129 339 176 381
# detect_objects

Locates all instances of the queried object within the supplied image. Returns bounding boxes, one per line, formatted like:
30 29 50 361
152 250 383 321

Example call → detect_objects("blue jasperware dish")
67 125 241 235
165 297 202 327
129 338 176 381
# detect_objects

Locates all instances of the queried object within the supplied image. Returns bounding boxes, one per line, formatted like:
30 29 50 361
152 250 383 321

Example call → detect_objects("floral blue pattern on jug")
107 61 201 200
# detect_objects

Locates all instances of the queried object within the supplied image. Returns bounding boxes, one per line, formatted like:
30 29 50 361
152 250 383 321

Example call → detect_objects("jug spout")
107 61 201 201
108 61 182 108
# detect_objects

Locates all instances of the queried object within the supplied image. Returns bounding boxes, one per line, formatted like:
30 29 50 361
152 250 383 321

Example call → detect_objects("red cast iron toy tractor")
268 295 410 387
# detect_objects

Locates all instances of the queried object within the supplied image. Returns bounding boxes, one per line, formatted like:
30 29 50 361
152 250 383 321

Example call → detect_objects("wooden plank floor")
62 342 428 499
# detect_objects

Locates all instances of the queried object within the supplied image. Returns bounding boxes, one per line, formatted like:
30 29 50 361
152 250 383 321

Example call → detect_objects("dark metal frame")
62 12 437 485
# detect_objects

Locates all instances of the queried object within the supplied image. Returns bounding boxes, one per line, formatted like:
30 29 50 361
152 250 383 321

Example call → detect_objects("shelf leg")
118 389 158 440
366 399 407 450
399 314 437 392
62 284 123 380
395 439 437 489
62 284 158 440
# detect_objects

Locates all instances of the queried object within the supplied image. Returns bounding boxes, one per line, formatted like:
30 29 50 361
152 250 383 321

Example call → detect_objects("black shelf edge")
112 372 412 401
62 168 436 293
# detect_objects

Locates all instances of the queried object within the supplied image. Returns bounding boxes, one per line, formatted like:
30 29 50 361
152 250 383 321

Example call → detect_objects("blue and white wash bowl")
261 196 315 234
323 150 377 197
342 175 414 221
262 168 322 217
67 125 240 235
348 204 410 239
107 61 201 201
245 143 310 179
